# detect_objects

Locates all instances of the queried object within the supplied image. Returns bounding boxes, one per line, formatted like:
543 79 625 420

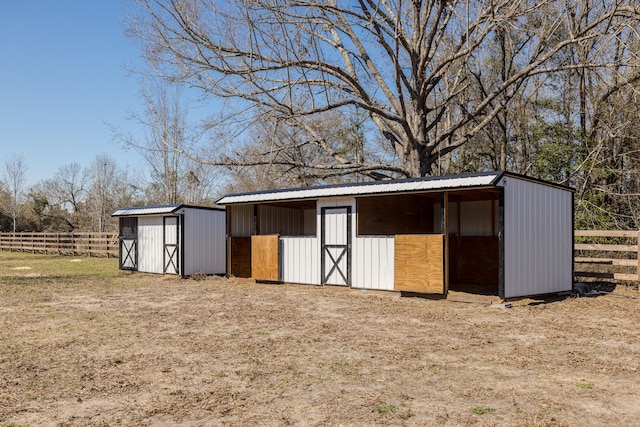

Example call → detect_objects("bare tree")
34 163 89 230
85 155 133 232
52 162 88 214
112 78 219 204
180 162 221 204
128 0 640 179
1 154 28 232
222 106 393 191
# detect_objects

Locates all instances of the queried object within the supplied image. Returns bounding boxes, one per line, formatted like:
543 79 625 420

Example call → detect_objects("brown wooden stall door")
230 237 252 278
394 234 444 294
251 235 280 281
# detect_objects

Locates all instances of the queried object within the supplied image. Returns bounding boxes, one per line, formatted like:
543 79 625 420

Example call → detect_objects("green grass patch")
0 252 123 304
376 404 396 414
0 251 119 278
471 406 494 415
576 381 593 389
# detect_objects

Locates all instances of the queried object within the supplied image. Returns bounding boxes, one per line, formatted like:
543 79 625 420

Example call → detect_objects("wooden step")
575 257 638 266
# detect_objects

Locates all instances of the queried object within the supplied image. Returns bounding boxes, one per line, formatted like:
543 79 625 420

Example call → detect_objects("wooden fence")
0 232 119 257
0 230 639 285
574 230 639 283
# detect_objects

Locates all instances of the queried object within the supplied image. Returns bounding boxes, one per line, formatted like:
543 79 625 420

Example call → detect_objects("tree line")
0 150 220 233
4 0 640 232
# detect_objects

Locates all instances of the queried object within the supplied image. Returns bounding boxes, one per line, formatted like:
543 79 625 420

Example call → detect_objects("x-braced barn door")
321 206 351 286
163 216 180 275
119 217 138 271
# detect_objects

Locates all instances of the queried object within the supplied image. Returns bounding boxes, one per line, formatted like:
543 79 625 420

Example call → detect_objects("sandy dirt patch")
1 273 639 426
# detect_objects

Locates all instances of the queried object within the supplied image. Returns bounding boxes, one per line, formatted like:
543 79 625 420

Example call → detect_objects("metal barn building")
216 171 574 299
112 204 226 277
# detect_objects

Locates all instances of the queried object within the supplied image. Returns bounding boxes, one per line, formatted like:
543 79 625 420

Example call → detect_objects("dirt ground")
1 256 639 426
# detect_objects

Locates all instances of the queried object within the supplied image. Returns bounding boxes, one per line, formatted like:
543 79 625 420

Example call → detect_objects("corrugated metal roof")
112 204 225 217
217 171 505 205
111 204 183 217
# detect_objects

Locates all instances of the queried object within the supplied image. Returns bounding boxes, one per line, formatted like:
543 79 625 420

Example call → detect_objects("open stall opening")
443 188 501 296
355 190 501 296
227 200 317 279
356 193 444 294
356 193 437 235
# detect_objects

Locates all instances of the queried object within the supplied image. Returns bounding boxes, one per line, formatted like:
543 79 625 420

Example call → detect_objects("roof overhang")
111 204 184 217
217 171 575 206
112 204 225 217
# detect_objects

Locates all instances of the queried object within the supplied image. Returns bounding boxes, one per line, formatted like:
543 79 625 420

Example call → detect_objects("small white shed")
111 204 226 277
217 171 574 299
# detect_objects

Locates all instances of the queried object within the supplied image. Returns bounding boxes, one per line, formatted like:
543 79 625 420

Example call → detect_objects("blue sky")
0 1 148 186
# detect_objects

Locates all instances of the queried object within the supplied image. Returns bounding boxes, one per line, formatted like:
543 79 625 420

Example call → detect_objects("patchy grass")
0 252 639 426
376 404 396 414
0 252 125 306
0 251 120 283
471 406 495 415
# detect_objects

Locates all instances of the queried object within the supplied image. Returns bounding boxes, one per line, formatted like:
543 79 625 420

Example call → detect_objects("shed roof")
216 171 573 205
111 204 223 217
217 171 505 205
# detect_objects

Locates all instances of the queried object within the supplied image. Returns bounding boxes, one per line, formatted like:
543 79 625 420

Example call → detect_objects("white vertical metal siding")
281 236 319 284
182 208 226 275
280 198 356 286
316 197 356 208
137 216 164 274
353 236 395 290
282 198 395 290
460 200 496 236
230 204 254 237
501 177 573 298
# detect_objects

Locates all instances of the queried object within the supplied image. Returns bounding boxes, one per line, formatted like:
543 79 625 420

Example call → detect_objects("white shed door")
321 206 351 286
163 216 180 275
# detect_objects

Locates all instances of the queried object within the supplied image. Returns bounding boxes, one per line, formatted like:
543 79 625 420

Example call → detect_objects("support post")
442 192 450 296
226 206 232 278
